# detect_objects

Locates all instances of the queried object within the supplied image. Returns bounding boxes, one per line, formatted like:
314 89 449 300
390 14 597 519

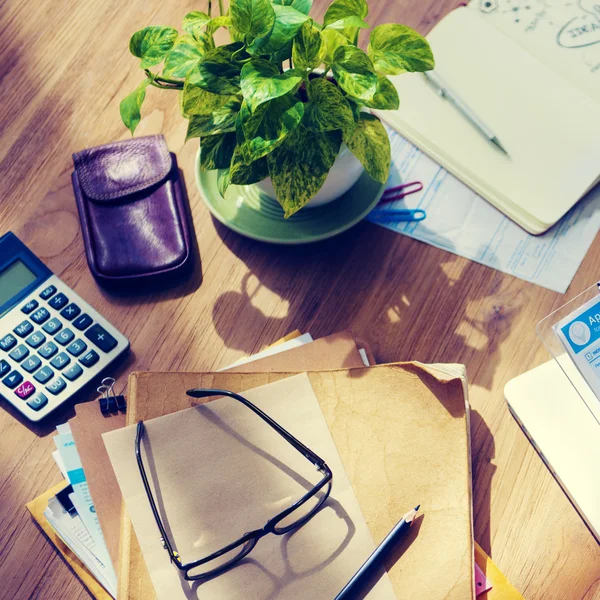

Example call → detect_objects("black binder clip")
97 377 126 414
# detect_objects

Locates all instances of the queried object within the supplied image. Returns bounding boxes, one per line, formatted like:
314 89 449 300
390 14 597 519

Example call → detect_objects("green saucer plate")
195 153 385 245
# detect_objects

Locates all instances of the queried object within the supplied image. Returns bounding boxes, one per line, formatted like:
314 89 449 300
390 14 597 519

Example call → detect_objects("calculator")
0 232 129 422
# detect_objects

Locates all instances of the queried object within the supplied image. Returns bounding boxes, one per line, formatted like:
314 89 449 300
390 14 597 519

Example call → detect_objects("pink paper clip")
379 181 423 205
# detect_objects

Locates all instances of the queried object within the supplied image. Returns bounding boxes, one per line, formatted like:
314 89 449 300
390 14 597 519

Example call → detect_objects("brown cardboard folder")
117 363 474 600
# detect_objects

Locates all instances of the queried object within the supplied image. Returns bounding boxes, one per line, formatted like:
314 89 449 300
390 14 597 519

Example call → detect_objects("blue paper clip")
371 208 426 222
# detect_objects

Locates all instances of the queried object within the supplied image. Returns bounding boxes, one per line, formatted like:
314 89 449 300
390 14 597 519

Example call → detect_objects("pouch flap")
72 135 172 202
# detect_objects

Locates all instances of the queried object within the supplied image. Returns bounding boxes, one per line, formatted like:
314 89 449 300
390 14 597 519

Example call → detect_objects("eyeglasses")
135 388 333 582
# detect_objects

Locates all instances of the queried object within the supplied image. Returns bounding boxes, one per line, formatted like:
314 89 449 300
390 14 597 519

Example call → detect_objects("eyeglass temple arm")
186 388 330 472
135 421 179 561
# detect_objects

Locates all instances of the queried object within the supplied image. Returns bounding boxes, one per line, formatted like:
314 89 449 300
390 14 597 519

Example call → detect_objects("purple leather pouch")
72 135 192 285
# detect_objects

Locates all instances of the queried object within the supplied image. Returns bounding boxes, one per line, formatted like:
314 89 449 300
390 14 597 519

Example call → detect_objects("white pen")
423 71 509 156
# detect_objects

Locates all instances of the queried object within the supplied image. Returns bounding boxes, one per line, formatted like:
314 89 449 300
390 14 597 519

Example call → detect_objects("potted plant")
120 0 434 218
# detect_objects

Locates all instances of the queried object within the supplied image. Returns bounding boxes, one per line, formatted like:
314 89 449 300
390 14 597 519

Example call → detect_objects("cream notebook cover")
380 4 600 234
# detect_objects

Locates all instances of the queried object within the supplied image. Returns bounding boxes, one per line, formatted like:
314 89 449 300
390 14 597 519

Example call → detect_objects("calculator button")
38 341 57 359
26 331 46 349
34 366 54 384
42 318 62 334
0 334 17 351
84 324 117 353
14 321 33 338
22 355 42 373
46 377 66 395
48 293 69 310
3 370 23 389
66 339 87 357
63 364 83 381
0 360 10 376
40 285 57 300
27 393 48 411
9 345 29 362
73 314 93 331
15 381 35 400
50 352 71 370
60 303 81 321
31 308 50 324
21 300 39 315
55 329 75 346
80 350 99 368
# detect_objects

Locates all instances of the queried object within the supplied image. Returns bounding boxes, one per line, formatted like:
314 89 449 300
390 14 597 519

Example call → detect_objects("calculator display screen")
0 260 37 308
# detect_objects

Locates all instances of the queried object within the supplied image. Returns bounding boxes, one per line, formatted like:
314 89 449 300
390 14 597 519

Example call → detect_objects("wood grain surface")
0 1 599 599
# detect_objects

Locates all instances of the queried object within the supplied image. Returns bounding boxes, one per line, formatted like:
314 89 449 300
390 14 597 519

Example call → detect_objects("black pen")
334 505 420 600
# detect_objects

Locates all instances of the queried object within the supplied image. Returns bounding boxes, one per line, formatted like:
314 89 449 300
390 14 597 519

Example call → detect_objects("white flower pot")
255 143 364 207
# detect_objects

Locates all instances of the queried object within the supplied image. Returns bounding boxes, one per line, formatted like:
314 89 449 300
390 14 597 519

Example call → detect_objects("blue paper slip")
368 127 600 294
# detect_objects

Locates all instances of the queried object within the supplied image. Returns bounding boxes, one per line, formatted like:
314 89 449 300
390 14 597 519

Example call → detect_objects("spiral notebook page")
103 374 396 600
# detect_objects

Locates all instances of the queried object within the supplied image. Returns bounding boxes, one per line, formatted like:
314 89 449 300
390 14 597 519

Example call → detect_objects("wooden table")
1 0 599 598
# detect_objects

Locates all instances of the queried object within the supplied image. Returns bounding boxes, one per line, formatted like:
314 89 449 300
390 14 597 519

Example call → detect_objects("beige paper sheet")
104 374 396 600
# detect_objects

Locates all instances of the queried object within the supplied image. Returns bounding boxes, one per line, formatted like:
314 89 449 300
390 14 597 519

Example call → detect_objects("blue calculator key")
55 328 75 346
21 300 39 315
3 370 23 389
9 345 29 362
0 360 10 376
40 285 57 300
73 314 93 331
34 366 54 384
25 331 46 349
42 318 62 334
63 363 83 381
85 324 117 353
66 339 87 357
50 352 71 370
46 377 66 396
0 334 17 351
31 307 50 324
14 320 34 338
60 303 81 321
27 393 48 411
22 355 42 373
38 341 57 358
80 349 99 368
48 293 69 310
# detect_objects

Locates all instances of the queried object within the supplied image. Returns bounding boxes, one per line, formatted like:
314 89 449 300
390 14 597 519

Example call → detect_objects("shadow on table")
210 216 523 392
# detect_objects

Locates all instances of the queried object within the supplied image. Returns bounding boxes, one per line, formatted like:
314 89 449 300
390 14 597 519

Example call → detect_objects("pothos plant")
120 0 434 217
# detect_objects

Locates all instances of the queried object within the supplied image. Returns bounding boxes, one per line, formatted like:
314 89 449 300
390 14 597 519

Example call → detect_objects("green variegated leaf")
344 113 390 183
332 45 377 101
368 24 434 75
323 0 368 25
208 16 232 30
323 15 369 30
304 78 355 135
230 0 276 39
230 147 269 184
188 44 243 95
272 0 313 14
129 27 178 68
267 125 342 217
185 96 242 139
163 35 206 78
271 40 294 63
181 82 238 117
200 132 237 170
237 96 304 163
217 168 231 197
248 5 309 54
240 59 302 112
358 75 399 110
292 20 323 71
320 29 348 65
182 12 211 36
120 79 150 134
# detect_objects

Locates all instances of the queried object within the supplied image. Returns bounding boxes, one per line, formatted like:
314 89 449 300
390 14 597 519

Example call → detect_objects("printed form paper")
369 128 600 294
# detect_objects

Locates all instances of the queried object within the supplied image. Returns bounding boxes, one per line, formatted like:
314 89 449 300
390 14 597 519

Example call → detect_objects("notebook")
115 363 475 600
380 4 600 234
